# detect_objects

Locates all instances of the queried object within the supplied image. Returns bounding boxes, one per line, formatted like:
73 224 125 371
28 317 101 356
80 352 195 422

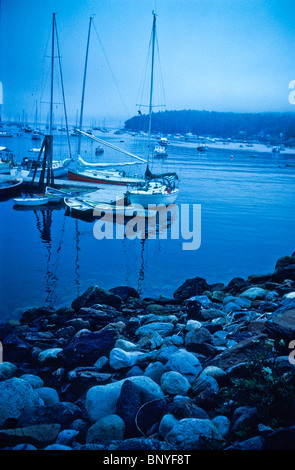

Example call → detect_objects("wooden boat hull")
0 177 23 195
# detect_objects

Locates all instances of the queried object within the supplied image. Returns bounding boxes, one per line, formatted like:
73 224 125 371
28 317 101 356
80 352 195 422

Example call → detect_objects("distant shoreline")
169 139 295 155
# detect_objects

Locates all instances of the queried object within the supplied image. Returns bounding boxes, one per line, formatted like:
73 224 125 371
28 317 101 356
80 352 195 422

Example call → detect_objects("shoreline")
0 251 294 450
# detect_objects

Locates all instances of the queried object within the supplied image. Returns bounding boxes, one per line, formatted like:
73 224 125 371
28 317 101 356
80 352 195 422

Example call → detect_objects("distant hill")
124 110 295 142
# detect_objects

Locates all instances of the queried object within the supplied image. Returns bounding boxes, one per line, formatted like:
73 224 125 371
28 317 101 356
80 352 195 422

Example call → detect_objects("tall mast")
78 16 93 156
147 11 156 164
49 13 56 136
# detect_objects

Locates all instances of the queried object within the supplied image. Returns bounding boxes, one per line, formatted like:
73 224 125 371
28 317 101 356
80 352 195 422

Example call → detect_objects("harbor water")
0 129 295 321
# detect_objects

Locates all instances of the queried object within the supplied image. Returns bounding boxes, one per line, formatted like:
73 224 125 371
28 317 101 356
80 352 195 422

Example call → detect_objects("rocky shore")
0 252 295 451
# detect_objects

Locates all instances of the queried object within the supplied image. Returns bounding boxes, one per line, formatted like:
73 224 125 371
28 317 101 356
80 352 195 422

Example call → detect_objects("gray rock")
0 378 42 427
226 436 264 450
135 322 174 338
165 349 202 384
211 415 231 438
109 348 144 370
198 309 225 321
20 374 44 389
0 423 60 448
144 362 165 384
191 374 219 396
17 402 82 428
165 418 225 450
86 414 125 444
0 362 17 382
239 287 267 300
43 444 72 450
159 414 179 438
72 285 122 310
56 429 79 446
12 444 37 450
160 371 191 396
35 387 60 405
86 376 164 422
38 348 63 365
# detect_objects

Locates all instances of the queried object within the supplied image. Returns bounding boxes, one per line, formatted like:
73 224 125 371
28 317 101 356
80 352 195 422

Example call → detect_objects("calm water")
1 129 295 321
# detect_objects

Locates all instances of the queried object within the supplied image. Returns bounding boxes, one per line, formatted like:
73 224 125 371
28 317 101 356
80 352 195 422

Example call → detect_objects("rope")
77 130 147 163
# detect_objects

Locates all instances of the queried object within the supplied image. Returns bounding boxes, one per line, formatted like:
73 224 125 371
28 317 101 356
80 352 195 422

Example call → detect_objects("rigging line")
77 130 147 163
155 32 166 108
55 20 72 159
92 20 129 118
136 31 152 113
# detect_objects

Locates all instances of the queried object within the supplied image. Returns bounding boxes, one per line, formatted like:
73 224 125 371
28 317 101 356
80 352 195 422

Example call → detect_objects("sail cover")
78 156 144 168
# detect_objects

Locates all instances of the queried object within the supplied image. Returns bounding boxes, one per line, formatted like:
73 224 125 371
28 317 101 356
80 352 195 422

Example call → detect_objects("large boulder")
72 286 122 310
0 378 42 427
165 418 225 450
0 424 60 448
60 328 119 367
16 402 81 428
109 286 139 302
164 349 202 384
173 277 210 301
116 380 166 438
205 334 269 370
86 376 164 423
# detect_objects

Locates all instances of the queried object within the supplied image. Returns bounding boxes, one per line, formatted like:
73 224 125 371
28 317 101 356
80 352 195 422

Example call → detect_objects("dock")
0 174 127 204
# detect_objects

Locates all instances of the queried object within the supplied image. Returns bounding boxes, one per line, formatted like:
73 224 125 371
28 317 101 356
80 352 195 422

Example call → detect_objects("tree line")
124 110 295 140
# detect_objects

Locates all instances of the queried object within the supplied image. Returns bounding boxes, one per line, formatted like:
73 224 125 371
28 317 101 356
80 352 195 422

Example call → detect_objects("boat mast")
49 13 56 136
147 11 157 165
78 16 93 156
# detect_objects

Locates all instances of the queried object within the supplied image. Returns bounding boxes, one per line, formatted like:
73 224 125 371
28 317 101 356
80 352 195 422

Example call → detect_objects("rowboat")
13 196 49 206
0 177 23 195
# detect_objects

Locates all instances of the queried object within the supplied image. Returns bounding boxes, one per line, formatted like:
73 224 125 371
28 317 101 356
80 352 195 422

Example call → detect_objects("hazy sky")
1 0 295 126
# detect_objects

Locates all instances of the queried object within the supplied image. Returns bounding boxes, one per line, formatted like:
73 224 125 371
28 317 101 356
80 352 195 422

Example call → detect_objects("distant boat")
0 131 13 138
272 146 280 153
0 177 23 195
158 137 169 146
95 146 104 155
154 145 168 158
197 143 207 151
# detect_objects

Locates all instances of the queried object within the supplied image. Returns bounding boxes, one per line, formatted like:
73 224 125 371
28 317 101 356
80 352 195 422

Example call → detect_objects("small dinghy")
13 196 49 206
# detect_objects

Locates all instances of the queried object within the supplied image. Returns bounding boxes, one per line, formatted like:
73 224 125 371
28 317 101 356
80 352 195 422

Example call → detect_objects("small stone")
20 374 44 389
35 387 60 405
159 414 179 438
239 287 267 300
0 362 17 382
86 414 125 444
109 348 144 370
161 371 191 396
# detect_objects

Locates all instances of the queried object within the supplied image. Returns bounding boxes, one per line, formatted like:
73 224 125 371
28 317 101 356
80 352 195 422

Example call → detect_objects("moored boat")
0 177 23 195
13 196 49 206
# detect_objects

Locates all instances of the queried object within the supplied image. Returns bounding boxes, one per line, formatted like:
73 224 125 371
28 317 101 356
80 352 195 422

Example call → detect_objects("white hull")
128 189 179 208
14 197 48 206
10 159 71 179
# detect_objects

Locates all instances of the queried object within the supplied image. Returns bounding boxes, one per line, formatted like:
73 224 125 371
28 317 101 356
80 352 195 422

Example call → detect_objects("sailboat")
125 12 179 208
67 17 145 186
10 14 72 180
